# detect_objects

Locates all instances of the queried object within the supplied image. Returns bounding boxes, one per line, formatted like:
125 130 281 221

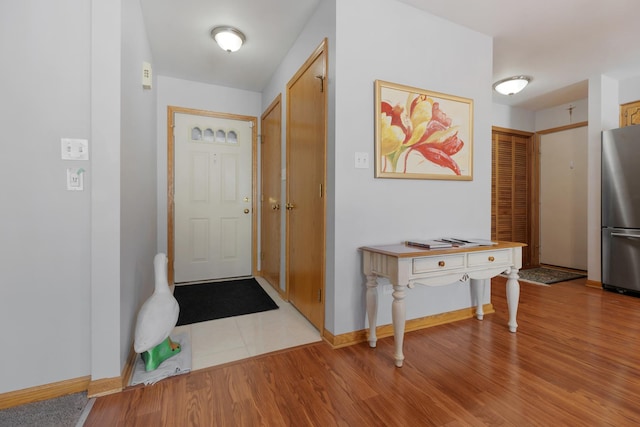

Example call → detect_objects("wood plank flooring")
85 276 640 426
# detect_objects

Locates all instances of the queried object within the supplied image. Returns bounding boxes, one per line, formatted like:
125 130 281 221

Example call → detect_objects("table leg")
365 274 378 348
470 278 486 320
392 283 407 367
506 268 520 332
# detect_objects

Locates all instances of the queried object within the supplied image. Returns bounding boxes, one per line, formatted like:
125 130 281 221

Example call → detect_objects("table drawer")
468 249 511 267
413 254 465 273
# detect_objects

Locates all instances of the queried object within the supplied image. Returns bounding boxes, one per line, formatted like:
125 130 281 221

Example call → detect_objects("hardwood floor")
85 276 640 426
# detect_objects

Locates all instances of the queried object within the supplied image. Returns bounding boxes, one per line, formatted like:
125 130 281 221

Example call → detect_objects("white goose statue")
134 253 181 371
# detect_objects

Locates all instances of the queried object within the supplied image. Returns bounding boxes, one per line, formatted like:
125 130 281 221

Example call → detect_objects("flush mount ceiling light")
211 26 246 53
493 76 531 96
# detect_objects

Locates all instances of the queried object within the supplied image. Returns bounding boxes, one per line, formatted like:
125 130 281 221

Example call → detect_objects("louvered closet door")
492 129 533 269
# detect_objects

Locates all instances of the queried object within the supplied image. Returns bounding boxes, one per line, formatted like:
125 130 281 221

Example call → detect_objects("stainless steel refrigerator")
602 124 640 293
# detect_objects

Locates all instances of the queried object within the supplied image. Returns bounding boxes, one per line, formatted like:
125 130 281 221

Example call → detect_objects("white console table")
360 242 525 367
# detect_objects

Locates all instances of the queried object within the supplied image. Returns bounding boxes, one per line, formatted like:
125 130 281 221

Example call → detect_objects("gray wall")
331 0 493 334
120 0 158 374
0 0 92 393
0 0 157 394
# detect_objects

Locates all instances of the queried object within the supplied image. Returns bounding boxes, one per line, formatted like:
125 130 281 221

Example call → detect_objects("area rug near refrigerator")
174 277 279 326
512 267 587 285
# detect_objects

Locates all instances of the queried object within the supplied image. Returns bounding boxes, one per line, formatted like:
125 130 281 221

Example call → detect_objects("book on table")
405 239 453 249
405 238 498 249
463 238 498 246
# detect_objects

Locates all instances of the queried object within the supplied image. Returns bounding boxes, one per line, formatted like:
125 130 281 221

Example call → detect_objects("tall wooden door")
168 107 257 284
286 40 327 330
260 95 282 290
491 127 534 269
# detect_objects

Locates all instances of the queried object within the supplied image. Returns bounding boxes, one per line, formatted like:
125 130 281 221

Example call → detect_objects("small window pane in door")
191 127 202 140
227 131 238 144
203 128 214 142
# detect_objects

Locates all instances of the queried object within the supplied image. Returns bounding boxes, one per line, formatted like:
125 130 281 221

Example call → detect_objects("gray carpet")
0 392 92 427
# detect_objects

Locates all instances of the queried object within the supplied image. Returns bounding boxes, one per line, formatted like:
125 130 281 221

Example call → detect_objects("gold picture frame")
374 80 473 180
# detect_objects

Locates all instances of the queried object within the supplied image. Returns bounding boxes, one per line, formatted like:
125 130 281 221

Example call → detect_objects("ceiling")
140 0 640 111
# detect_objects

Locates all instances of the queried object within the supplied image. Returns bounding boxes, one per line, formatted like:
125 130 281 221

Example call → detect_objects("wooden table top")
359 241 526 258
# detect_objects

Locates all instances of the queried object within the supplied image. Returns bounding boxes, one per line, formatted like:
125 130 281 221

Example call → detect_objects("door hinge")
317 289 322 302
319 183 323 198
260 251 265 261
259 134 265 144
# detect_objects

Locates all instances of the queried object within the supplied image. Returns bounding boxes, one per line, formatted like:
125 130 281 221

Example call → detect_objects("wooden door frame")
166 105 258 285
259 94 282 292
285 39 328 323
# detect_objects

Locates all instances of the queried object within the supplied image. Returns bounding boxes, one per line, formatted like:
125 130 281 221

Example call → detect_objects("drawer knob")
488 256 495 262
438 261 445 267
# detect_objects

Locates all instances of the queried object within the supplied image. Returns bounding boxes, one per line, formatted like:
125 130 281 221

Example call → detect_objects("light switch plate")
355 152 369 169
61 138 89 160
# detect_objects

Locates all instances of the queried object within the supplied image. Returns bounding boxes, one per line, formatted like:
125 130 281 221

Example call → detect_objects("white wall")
156 77 262 255
0 0 92 393
119 0 158 372
586 75 620 283
330 0 493 334
89 0 122 382
619 74 640 104
492 103 535 132
535 98 588 131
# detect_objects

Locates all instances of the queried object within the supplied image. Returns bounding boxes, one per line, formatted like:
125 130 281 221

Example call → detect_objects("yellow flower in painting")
380 114 405 156
407 95 433 129
404 121 428 147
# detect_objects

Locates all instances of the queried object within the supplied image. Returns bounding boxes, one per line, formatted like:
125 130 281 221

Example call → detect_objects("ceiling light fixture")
493 76 531 96
211 26 246 53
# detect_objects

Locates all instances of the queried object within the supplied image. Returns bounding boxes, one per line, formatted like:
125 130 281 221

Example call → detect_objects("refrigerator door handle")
611 232 640 238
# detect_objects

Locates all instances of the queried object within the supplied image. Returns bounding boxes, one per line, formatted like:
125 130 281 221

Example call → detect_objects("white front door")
539 126 588 270
173 112 253 283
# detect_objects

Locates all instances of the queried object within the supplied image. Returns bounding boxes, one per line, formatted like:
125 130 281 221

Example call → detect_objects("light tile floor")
172 276 321 371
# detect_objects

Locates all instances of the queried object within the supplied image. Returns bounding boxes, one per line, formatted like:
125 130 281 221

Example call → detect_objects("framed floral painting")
374 80 473 180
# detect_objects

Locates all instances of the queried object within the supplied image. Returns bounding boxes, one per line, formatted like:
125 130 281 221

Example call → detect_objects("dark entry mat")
174 278 278 326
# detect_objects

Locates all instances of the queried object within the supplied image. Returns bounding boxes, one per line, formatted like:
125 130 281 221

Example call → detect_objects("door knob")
272 203 280 210
285 203 295 210
244 208 250 214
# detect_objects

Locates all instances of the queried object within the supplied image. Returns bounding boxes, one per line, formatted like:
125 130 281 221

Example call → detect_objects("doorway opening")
167 106 258 285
